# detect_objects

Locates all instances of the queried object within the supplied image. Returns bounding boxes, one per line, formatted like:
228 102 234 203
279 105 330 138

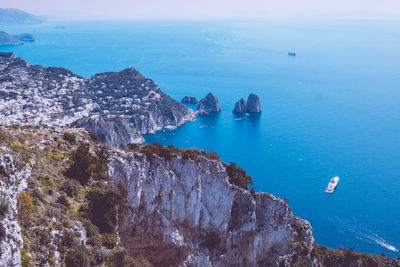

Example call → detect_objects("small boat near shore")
325 176 339 193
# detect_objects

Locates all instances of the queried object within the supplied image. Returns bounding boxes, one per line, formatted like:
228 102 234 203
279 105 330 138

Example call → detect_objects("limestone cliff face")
108 150 316 266
0 152 30 267
0 127 399 266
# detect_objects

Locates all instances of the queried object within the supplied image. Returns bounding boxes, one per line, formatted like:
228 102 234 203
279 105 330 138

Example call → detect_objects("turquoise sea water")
1 20 400 257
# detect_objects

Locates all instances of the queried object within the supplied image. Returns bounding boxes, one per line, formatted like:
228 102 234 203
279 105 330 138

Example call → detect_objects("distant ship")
325 176 339 193
288 51 296 56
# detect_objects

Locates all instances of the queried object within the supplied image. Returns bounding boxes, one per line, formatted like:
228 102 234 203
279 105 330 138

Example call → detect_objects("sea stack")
197 92 221 115
245 93 262 113
233 98 246 113
181 96 198 103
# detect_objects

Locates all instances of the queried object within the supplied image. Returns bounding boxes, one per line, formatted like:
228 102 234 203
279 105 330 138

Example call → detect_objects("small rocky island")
181 96 198 103
233 93 262 114
197 92 221 115
0 31 35 45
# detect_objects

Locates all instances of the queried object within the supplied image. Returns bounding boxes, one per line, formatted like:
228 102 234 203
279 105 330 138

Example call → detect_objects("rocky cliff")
197 93 221 115
109 147 316 266
0 53 196 147
0 126 399 267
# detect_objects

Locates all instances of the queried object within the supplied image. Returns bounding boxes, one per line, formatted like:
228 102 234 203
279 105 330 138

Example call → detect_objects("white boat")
325 176 339 193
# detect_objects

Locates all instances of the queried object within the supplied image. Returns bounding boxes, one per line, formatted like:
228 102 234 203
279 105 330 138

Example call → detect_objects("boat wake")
360 231 399 253
343 221 399 253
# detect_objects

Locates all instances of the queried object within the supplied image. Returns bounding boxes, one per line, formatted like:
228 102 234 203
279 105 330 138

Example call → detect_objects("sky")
1 0 400 20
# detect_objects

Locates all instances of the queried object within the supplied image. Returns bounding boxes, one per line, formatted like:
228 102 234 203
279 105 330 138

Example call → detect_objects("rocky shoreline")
0 53 196 147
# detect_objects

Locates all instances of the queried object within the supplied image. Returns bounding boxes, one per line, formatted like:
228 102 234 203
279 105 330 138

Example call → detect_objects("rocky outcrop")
0 53 196 147
246 93 262 113
0 31 22 45
233 98 246 113
197 93 221 115
109 149 316 266
0 151 30 267
0 32 35 45
15 33 35 42
232 94 262 114
0 126 399 267
181 96 198 103
73 115 144 147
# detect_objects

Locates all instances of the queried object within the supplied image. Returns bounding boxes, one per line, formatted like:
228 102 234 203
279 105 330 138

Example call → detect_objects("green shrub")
61 179 81 197
0 224 6 240
0 197 8 218
64 143 94 185
64 143 110 185
106 247 153 267
21 248 32 267
19 191 34 214
56 195 70 208
226 162 253 190
82 219 99 238
61 230 75 248
62 132 76 144
101 233 117 249
92 146 110 180
87 130 99 143
65 245 90 267
36 229 51 246
126 143 140 151
0 165 8 177
87 235 102 247
85 182 126 233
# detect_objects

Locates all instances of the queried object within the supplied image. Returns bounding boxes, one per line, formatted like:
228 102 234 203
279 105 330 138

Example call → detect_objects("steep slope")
0 126 399 267
109 146 316 266
0 53 195 147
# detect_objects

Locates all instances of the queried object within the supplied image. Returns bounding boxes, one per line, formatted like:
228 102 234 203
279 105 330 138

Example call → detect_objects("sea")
1 19 399 257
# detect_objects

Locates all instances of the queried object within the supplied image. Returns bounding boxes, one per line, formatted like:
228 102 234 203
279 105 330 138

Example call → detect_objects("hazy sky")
2 0 400 20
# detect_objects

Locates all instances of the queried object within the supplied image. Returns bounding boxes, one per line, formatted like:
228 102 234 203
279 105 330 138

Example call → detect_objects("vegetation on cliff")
0 126 150 266
125 142 253 190
0 126 399 266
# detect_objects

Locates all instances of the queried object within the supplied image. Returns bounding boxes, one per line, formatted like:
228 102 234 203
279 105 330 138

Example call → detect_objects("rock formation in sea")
0 126 398 267
233 98 246 113
14 33 35 42
0 32 35 45
0 53 196 147
181 96 198 103
197 92 221 115
0 31 22 45
246 93 262 113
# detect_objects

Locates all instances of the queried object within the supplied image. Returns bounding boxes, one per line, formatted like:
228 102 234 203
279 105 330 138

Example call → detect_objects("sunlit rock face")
197 93 221 115
233 98 246 113
245 93 262 113
109 150 316 267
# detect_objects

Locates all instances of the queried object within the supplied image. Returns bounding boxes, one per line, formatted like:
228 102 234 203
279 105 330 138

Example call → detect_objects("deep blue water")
1 20 400 257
